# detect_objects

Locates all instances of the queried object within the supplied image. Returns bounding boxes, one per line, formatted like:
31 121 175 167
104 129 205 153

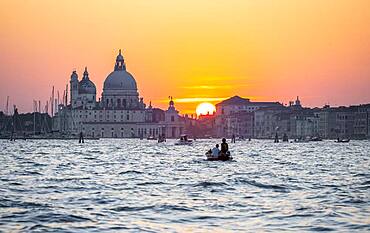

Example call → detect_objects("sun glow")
196 102 216 116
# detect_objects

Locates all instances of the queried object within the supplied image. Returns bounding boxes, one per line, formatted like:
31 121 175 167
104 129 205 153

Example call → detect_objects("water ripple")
0 139 369 232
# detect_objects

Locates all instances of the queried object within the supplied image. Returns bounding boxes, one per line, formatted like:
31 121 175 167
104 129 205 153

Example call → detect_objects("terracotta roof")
216 95 282 107
216 96 250 106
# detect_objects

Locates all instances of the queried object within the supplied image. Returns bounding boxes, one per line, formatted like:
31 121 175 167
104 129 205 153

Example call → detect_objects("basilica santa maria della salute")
53 50 185 138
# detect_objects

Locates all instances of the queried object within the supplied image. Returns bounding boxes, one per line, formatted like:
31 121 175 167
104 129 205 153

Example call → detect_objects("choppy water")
0 139 369 232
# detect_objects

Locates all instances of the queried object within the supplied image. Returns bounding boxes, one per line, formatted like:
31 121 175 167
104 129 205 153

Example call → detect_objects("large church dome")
103 50 137 91
103 70 137 90
101 50 144 110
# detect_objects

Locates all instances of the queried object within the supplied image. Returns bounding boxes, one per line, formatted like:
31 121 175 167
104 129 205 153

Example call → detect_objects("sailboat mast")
6 96 9 115
65 84 68 106
51 86 54 117
46 101 48 115
55 99 57 115
33 100 36 135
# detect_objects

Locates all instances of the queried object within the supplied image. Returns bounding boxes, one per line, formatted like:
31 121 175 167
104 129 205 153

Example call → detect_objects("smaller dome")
78 67 96 94
79 79 96 94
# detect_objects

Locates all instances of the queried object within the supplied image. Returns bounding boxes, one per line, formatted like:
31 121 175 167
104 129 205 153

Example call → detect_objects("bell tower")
70 70 79 108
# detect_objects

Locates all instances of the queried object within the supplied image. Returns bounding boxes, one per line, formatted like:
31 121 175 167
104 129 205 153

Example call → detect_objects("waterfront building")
215 96 282 115
334 107 355 139
353 104 370 139
314 107 332 138
275 111 294 138
254 101 319 139
224 112 254 138
194 113 216 138
214 96 282 138
254 106 284 139
212 95 370 140
54 50 184 138
295 115 315 139
313 106 362 139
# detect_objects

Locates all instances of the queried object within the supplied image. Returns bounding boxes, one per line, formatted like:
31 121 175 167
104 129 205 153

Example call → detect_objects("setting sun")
196 102 216 116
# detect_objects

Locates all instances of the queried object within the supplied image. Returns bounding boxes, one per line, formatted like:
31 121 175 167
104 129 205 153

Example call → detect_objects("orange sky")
0 0 369 114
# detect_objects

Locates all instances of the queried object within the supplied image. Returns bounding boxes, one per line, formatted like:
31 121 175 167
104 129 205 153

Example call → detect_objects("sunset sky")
0 0 369 114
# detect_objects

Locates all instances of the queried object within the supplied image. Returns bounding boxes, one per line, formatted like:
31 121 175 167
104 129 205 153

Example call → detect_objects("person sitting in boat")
211 144 220 157
221 138 229 154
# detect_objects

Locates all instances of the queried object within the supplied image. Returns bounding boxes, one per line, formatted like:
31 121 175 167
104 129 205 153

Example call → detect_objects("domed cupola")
103 50 138 91
115 49 125 70
101 50 141 109
79 67 96 94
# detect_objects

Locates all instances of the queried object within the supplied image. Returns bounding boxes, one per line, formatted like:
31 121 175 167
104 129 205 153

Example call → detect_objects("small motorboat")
147 135 157 140
174 134 193 145
310 136 323 142
237 136 246 141
293 137 311 143
336 138 350 143
205 151 233 161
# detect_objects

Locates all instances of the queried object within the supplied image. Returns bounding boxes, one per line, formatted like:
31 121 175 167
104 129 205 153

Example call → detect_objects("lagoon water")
0 139 369 232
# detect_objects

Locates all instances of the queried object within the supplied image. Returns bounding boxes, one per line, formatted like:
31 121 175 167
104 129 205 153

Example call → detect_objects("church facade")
53 50 184 138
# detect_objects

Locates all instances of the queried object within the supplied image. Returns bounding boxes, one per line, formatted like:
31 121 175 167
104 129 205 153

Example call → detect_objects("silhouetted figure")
231 134 236 143
221 138 229 153
211 144 220 157
79 132 84 143
283 133 288 142
158 134 166 143
248 137 251 141
274 133 279 143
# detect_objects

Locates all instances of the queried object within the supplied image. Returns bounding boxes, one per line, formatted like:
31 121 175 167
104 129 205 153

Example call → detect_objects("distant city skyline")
1 0 370 114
